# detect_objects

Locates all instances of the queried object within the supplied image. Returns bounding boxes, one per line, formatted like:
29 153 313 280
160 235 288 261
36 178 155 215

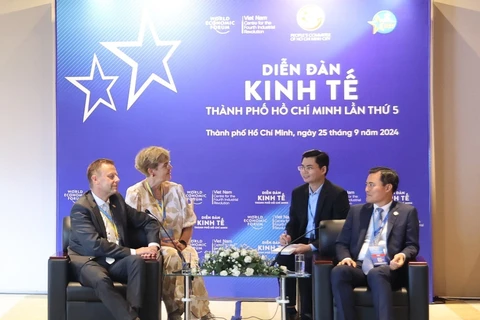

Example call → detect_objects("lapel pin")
393 211 399 216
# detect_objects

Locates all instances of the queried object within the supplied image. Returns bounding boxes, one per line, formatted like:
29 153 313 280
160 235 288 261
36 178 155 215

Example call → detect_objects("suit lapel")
359 204 373 249
387 201 399 239
314 180 330 224
300 184 309 228
86 192 107 238
109 195 126 243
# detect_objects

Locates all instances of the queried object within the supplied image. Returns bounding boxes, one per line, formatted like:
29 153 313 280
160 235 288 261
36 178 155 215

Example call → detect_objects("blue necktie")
362 208 384 274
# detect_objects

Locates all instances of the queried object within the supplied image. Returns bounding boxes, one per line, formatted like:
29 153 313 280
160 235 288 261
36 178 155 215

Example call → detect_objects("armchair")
312 219 428 320
48 216 163 320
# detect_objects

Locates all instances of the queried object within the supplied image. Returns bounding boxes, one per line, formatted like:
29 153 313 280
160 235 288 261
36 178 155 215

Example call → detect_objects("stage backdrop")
56 0 431 298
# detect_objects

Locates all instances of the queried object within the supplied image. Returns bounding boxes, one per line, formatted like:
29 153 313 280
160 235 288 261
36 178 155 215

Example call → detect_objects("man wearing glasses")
278 150 350 320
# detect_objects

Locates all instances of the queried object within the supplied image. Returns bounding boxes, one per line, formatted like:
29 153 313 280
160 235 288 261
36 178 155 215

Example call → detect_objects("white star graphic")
65 54 119 122
100 11 181 110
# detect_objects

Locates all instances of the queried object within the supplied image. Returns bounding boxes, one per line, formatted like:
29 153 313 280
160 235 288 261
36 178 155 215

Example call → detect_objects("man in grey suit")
68 158 160 320
331 167 420 320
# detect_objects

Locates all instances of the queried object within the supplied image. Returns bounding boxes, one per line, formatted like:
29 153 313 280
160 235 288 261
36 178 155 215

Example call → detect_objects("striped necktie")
362 208 384 274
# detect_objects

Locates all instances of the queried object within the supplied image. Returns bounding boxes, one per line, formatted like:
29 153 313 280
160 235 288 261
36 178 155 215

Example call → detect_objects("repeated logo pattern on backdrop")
57 0 431 298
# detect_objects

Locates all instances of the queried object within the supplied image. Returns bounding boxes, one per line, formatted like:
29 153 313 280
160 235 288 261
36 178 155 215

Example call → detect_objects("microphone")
271 224 324 266
145 209 191 274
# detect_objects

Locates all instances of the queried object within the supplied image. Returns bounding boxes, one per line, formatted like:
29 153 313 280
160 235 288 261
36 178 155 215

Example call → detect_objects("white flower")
232 269 241 277
219 252 226 257
240 249 247 256
245 268 254 276
220 270 228 276
244 256 252 263
201 269 208 275
231 252 240 259
261 255 266 260
225 249 232 255
204 253 210 260
280 266 288 272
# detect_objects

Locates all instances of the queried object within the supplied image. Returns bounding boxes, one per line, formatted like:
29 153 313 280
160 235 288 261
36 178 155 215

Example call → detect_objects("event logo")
393 189 412 205
205 16 235 34
255 189 288 205
65 54 119 122
212 239 233 252
368 10 397 34
243 214 267 230
186 190 207 205
100 11 181 110
257 239 280 255
272 215 289 230
64 189 85 203
291 5 331 42
296 5 325 31
347 190 363 204
190 239 207 254
195 214 228 230
211 189 239 205
241 15 276 35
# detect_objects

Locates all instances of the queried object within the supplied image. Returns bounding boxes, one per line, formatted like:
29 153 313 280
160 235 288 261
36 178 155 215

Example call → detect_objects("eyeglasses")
160 161 172 168
297 165 316 172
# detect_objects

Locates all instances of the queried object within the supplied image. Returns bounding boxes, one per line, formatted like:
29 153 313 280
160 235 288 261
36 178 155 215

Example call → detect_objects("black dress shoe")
299 313 312 320
287 309 298 320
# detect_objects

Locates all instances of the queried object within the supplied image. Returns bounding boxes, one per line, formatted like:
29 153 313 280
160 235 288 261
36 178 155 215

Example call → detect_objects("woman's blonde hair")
134 146 170 176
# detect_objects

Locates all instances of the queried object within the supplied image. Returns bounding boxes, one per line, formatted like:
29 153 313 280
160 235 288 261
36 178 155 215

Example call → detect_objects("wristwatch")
178 239 187 247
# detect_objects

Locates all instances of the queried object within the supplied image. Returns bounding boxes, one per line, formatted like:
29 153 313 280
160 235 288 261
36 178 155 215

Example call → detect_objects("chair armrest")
409 255 427 266
313 257 335 265
408 256 429 320
313 253 335 320
141 257 163 320
50 251 69 260
48 254 69 320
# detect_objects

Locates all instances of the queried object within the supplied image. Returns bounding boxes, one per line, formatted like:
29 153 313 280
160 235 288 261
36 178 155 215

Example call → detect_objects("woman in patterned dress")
126 146 214 320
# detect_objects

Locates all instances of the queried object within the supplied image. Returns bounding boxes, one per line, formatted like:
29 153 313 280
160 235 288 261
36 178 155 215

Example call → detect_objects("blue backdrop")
56 0 431 298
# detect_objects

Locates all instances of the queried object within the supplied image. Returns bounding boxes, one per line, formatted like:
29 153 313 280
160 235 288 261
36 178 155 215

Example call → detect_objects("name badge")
368 245 387 266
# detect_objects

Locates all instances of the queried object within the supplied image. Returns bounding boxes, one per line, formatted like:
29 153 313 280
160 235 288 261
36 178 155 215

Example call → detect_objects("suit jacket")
68 190 160 273
336 201 420 263
286 179 350 249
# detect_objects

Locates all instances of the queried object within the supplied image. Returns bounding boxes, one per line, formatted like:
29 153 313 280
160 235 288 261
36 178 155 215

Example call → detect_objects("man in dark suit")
331 167 420 320
68 158 161 320
278 150 350 320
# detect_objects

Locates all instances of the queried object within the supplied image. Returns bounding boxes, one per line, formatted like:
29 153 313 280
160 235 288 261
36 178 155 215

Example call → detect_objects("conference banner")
56 0 431 298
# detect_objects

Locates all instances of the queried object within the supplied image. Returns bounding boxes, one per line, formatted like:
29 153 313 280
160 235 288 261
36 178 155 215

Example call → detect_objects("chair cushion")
334 287 409 307
67 281 126 301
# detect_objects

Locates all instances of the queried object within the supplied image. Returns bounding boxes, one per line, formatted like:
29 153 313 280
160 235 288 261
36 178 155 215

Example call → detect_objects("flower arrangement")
200 245 287 276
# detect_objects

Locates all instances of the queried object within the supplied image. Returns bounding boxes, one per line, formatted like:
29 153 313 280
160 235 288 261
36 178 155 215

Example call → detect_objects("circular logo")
297 5 326 31
369 10 397 34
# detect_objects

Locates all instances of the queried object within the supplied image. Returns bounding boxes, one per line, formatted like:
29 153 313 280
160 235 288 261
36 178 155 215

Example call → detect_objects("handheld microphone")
145 209 191 273
271 224 324 266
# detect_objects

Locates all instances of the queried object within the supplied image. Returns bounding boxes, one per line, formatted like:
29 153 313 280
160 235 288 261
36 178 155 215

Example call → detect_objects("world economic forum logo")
368 10 397 34
296 5 325 31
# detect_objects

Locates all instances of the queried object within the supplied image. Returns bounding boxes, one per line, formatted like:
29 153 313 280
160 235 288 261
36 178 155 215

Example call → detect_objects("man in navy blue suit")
331 167 420 320
279 150 350 320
